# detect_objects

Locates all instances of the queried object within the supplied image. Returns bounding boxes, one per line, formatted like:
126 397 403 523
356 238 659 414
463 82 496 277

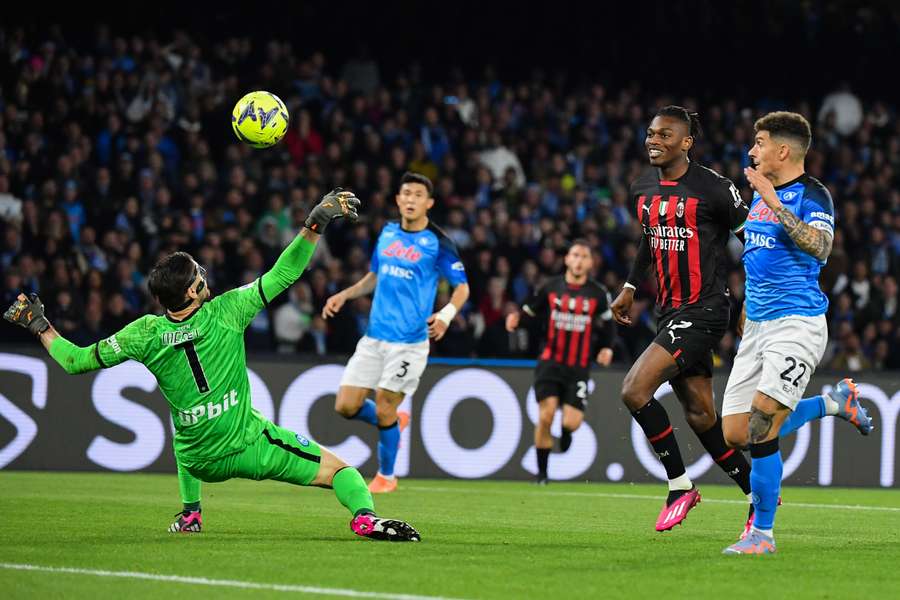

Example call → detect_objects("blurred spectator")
829 332 872 372
0 19 898 371
273 282 314 353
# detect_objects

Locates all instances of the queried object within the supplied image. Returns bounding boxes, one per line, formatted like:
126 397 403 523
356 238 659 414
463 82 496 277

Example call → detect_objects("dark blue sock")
350 399 378 426
378 421 401 477
779 396 825 437
750 439 782 531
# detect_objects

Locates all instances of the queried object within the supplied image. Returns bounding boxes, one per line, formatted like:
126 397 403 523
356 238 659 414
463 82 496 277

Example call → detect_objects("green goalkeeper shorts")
181 421 322 486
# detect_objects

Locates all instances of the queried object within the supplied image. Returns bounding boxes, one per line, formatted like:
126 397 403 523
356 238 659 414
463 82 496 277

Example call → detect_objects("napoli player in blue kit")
720 112 873 555
325 172 469 493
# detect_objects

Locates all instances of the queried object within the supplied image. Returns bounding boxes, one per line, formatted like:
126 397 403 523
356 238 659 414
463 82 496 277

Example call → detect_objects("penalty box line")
405 486 900 512
0 562 469 600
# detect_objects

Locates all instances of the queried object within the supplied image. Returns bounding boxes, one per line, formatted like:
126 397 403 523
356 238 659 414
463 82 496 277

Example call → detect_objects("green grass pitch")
1 472 899 599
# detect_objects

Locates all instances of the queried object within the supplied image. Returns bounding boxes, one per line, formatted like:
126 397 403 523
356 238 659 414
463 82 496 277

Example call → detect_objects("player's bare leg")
724 392 790 555
722 413 750 449
559 404 584 453
534 396 559 484
334 385 371 420
621 343 700 531
722 378 872 542
368 387 406 493
314 447 419 542
672 375 754 532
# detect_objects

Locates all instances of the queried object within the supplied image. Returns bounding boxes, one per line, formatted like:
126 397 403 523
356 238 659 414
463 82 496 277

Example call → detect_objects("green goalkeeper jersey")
94 282 267 461
48 235 316 462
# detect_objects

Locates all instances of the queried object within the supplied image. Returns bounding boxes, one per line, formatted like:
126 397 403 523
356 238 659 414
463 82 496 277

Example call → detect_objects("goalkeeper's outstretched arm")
4 293 108 374
260 189 361 303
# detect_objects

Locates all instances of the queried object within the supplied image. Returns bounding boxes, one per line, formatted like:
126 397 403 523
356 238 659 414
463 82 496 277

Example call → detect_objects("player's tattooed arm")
774 207 833 261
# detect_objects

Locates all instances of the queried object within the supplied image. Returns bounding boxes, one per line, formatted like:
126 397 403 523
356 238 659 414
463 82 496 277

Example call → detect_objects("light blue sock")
779 395 826 437
377 421 401 477
749 440 782 531
350 399 378 426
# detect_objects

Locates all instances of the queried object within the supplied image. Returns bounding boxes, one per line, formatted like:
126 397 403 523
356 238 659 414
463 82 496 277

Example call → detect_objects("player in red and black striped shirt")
610 106 753 531
506 240 614 484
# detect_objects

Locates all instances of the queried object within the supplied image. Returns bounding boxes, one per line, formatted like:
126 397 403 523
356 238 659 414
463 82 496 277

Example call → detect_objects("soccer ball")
231 91 290 149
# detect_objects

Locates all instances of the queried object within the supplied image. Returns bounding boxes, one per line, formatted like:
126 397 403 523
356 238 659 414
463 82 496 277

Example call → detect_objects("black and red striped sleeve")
522 281 549 319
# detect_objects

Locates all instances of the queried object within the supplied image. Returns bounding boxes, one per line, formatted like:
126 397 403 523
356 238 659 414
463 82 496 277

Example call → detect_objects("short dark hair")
400 171 434 196
568 238 592 252
754 111 812 155
148 251 196 310
655 105 702 138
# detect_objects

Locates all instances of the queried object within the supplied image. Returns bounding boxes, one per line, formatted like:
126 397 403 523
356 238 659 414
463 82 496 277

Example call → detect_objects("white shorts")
339 335 430 395
722 314 827 415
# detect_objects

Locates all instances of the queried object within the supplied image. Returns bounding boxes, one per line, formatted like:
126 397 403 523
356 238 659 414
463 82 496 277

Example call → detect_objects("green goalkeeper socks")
178 463 202 508
332 467 375 516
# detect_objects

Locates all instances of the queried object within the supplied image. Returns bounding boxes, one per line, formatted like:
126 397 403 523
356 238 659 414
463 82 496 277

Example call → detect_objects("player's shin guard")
347 399 378 426
749 438 782 532
631 399 688 483
333 466 375 516
697 415 751 495
779 396 826 437
377 420 400 477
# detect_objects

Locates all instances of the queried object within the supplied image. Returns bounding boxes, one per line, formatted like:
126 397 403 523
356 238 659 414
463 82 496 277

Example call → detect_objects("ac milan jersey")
523 276 612 371
368 221 468 343
630 163 749 312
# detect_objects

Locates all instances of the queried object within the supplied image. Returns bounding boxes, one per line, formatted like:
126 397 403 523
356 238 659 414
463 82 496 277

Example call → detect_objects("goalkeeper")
4 189 420 542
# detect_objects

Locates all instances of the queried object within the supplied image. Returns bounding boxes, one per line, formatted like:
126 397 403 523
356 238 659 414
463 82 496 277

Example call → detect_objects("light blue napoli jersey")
743 174 834 321
368 221 468 343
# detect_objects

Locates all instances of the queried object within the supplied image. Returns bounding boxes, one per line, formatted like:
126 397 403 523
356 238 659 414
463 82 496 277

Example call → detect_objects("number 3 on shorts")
396 360 410 378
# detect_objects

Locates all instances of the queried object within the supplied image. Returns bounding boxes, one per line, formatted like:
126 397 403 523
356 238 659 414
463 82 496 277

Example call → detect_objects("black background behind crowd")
2 1 899 371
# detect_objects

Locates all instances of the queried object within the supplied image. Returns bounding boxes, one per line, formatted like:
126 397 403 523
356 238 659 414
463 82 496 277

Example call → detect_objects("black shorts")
654 298 730 378
533 361 590 412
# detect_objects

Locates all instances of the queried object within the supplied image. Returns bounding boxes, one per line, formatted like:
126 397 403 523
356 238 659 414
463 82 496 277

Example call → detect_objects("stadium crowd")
1 25 899 370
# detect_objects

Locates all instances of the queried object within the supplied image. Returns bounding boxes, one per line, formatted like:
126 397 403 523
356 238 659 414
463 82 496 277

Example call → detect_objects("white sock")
746 493 753 503
377 472 396 481
668 473 692 491
822 395 840 416
751 526 774 538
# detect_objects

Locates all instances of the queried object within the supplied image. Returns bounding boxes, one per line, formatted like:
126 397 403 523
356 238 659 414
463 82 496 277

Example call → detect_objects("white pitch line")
405 486 900 512
0 563 469 600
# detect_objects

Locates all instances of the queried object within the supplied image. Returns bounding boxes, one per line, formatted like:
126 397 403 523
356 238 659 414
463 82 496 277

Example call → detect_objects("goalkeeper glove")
4 293 51 335
304 188 361 233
